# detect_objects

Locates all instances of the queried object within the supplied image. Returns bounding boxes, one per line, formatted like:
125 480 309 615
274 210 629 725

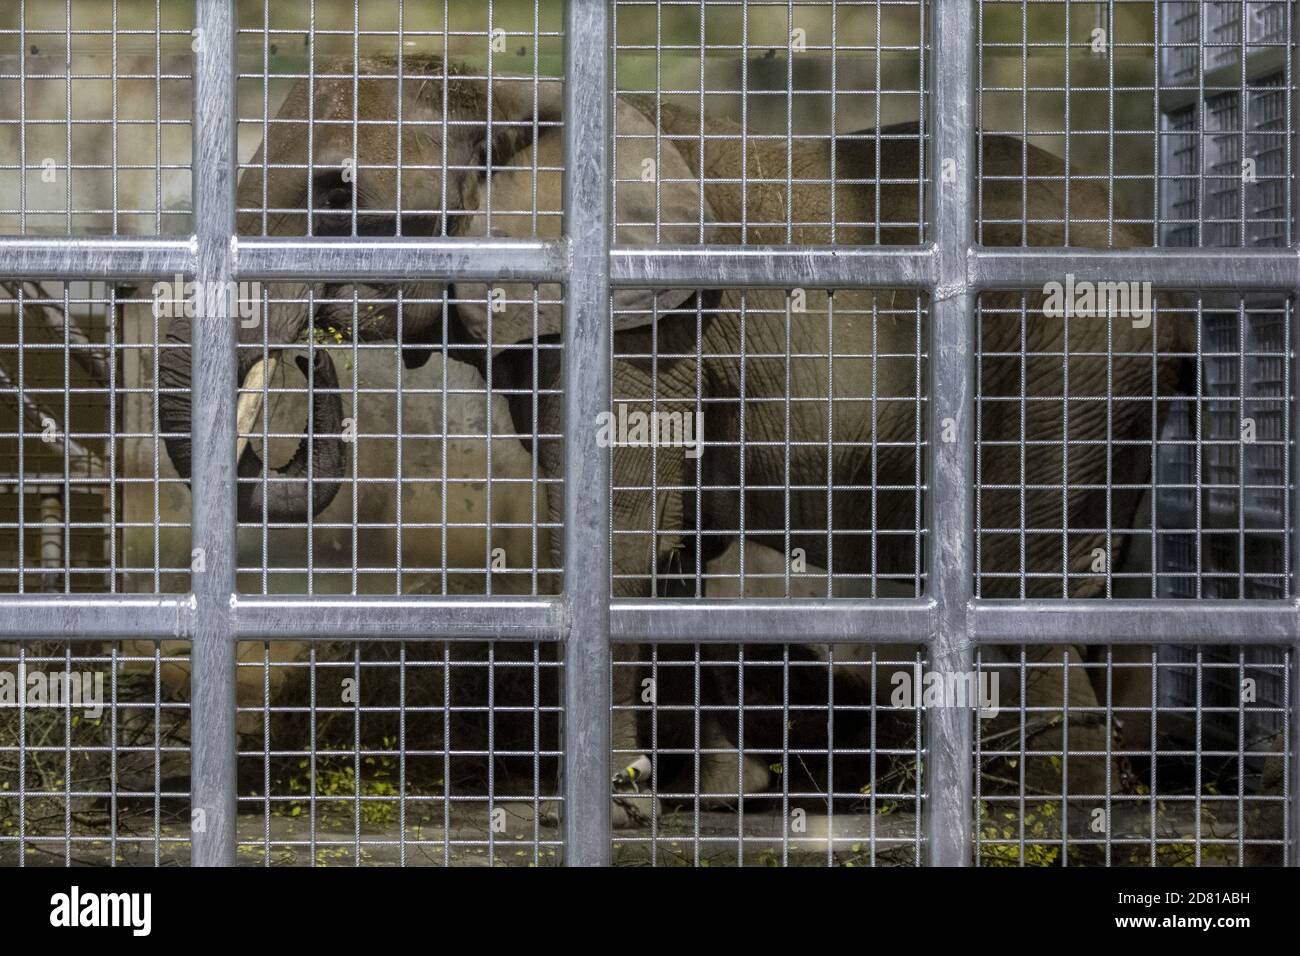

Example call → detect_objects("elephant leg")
1097 644 1154 764
607 469 689 826
705 534 916 669
534 424 662 828
985 644 1112 802
700 539 919 806
698 710 773 807
609 655 658 828
547 353 693 827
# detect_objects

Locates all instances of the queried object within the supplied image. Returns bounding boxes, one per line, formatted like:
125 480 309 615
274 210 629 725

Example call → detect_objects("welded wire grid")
975 644 1292 866
612 0 928 244
1161 1 1292 246
0 280 191 593
234 640 562 866
0 0 1295 871
975 292 1292 600
977 0 1293 247
235 283 563 596
0 641 191 866
611 644 924 865
611 288 927 599
0 1 194 235
234 0 564 238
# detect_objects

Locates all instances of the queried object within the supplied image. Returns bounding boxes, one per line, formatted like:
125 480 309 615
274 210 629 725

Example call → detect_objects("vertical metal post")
926 0 975 866
1288 0 1300 868
190 0 238 867
1289 639 1299 866
561 0 612 866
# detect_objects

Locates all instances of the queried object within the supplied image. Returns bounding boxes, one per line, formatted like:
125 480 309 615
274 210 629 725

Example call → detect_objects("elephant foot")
1022 716 1114 799
697 715 772 807
699 749 772 808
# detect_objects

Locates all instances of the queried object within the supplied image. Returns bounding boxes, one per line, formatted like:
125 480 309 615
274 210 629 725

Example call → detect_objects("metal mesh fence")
235 282 563 596
234 639 561 866
0 1 194 235
234 0 565 239
0 640 191 866
975 290 1292 600
0 280 191 593
977 0 1293 248
612 0 929 244
975 643 1291 866
0 0 1293 870
611 287 927 599
611 643 925 866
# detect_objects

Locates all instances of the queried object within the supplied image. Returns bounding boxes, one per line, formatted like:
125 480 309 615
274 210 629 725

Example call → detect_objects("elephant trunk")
158 316 346 523
157 315 197 480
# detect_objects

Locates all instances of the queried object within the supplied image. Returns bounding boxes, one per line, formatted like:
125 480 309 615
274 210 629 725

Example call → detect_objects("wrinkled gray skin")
160 56 1189 820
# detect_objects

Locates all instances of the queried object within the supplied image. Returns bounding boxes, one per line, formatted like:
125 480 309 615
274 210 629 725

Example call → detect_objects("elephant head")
158 56 718 527
156 55 1189 814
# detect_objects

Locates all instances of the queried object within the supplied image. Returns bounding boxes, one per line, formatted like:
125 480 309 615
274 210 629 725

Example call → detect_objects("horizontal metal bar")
610 599 935 643
611 246 1300 293
610 245 937 288
612 599 1300 645
0 594 193 640
233 237 569 283
232 595 566 640
0 237 194 280
972 247 1300 291
972 601 1300 644
1 594 1292 647
0 239 1288 292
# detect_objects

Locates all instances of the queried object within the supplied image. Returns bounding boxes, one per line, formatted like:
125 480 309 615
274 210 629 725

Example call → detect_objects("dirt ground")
2 801 1257 868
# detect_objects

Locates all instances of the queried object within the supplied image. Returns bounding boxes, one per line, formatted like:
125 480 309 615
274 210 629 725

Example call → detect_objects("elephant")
126 320 555 803
155 55 1191 825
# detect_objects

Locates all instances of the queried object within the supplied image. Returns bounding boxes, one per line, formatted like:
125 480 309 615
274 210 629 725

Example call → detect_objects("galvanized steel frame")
0 0 1296 867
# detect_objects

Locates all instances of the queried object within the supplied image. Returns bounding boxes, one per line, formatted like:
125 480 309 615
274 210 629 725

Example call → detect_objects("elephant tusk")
235 353 279 463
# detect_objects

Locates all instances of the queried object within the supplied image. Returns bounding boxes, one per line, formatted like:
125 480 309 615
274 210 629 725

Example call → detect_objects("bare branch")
0 279 111 386
0 360 106 474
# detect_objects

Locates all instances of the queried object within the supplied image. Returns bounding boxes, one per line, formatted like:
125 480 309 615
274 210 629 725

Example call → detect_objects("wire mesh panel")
234 639 561 866
232 282 563 596
0 1 194 235
611 643 925 866
1159 0 1292 247
0 0 1295 872
611 287 928 599
612 0 929 244
975 644 1291 866
234 0 564 239
977 0 1294 247
0 280 192 593
976 291 1292 600
0 640 191 866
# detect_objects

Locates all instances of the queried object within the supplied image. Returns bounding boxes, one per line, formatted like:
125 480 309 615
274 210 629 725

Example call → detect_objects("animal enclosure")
0 0 1296 868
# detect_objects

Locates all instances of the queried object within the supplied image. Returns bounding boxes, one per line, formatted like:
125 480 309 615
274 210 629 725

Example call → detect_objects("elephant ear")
453 97 714 349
